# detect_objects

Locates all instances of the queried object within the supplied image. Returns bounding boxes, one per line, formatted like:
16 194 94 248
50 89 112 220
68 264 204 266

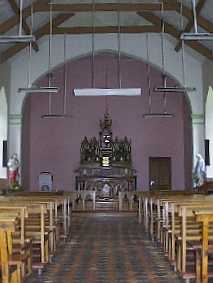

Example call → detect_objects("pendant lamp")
41 3 61 118
143 34 173 119
181 0 213 41
154 2 195 94
43 34 72 118
0 0 35 43
143 3 173 118
19 4 59 94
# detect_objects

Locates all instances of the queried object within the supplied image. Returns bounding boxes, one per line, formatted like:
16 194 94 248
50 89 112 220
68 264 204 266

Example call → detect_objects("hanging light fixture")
74 0 141 96
42 34 72 118
181 0 213 41
143 2 173 118
18 3 59 94
143 34 173 119
0 0 35 43
41 3 61 119
154 2 195 94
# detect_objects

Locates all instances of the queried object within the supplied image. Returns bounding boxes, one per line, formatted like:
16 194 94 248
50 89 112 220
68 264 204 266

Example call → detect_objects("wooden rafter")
1 1 213 34
7 0 39 52
0 14 74 64
137 12 213 61
175 0 207 52
0 1 213 62
0 0 45 34
13 1 213 34
53 25 160 34
178 2 213 33
0 2 179 35
32 2 178 12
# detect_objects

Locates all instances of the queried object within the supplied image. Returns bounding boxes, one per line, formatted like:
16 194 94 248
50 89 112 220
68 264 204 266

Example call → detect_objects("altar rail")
68 191 138 212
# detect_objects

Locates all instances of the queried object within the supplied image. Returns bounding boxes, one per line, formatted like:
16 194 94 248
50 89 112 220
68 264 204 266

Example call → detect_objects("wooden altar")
75 112 136 199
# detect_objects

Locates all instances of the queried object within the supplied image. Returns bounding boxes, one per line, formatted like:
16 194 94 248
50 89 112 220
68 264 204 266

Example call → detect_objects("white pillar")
0 87 8 178
8 114 22 166
192 114 205 167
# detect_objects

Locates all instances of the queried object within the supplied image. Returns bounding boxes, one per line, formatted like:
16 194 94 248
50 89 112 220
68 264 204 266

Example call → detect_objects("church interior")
0 0 213 282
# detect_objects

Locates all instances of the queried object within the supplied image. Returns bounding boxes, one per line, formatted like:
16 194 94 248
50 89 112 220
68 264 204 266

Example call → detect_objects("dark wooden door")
149 157 171 190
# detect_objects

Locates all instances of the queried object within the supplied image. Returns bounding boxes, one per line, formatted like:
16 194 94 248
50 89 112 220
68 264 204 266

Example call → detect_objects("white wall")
206 87 213 177
6 33 205 164
0 87 7 178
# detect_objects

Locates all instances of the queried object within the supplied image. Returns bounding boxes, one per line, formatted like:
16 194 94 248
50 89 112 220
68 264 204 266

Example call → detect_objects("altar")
75 112 137 199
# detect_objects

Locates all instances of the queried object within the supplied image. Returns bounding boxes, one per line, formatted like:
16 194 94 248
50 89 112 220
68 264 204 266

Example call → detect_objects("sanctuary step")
95 198 119 211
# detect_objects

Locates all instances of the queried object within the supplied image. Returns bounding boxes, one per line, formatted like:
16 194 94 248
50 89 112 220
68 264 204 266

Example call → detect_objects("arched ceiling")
0 0 212 63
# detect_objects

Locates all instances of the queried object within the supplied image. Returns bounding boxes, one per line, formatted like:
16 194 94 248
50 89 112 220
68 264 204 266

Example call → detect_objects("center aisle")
25 213 183 283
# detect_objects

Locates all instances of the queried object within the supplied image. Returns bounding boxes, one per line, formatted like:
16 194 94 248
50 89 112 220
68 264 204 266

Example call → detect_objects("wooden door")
149 157 171 190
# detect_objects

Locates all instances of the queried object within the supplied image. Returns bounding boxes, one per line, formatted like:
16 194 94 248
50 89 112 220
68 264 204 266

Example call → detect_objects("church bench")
7 193 72 239
0 193 71 278
193 209 213 283
0 208 31 278
0 216 22 283
137 191 197 234
0 201 53 269
138 193 213 282
162 202 213 282
0 194 70 241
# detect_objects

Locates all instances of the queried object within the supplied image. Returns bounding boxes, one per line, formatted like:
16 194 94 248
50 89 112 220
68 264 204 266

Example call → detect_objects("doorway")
149 157 171 191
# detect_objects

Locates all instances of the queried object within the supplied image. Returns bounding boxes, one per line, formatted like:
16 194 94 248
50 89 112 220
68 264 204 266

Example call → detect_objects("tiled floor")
25 212 183 283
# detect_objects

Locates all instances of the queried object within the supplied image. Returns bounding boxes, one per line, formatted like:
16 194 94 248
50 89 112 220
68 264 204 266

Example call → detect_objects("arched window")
205 86 213 178
0 87 8 178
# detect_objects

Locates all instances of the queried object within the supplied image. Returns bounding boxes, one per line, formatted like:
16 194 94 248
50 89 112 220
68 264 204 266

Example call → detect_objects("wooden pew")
8 192 71 239
0 200 54 271
0 207 31 278
194 209 213 283
0 192 72 280
138 192 213 282
0 215 21 283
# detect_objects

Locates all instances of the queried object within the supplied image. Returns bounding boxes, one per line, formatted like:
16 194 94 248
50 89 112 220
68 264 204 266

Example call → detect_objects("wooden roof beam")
178 2 213 33
0 13 74 64
7 0 39 52
33 2 178 13
1 1 213 34
53 25 160 34
175 0 207 52
0 2 178 35
137 11 213 61
0 0 44 34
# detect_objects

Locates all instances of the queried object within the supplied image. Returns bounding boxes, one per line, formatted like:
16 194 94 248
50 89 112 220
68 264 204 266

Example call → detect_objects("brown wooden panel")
149 157 171 191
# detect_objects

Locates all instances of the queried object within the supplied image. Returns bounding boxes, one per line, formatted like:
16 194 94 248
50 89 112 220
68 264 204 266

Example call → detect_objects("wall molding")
192 113 204 125
8 114 22 125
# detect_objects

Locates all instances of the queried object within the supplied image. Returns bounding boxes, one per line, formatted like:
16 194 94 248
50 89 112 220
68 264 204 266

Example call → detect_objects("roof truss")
7 0 39 52
0 0 212 62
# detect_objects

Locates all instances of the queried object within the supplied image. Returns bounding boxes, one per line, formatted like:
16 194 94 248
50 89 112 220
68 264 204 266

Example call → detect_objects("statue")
193 153 206 187
7 153 20 187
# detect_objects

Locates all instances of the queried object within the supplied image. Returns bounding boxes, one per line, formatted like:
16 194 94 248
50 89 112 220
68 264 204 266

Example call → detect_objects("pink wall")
22 52 192 191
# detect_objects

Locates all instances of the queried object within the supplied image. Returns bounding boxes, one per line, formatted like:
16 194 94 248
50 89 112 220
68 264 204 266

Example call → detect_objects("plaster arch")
32 48 192 116
9 34 202 116
21 51 193 191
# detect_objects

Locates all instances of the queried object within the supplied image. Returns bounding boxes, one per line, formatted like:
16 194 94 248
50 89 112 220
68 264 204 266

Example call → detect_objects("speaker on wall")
2 140 7 167
205 139 210 166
